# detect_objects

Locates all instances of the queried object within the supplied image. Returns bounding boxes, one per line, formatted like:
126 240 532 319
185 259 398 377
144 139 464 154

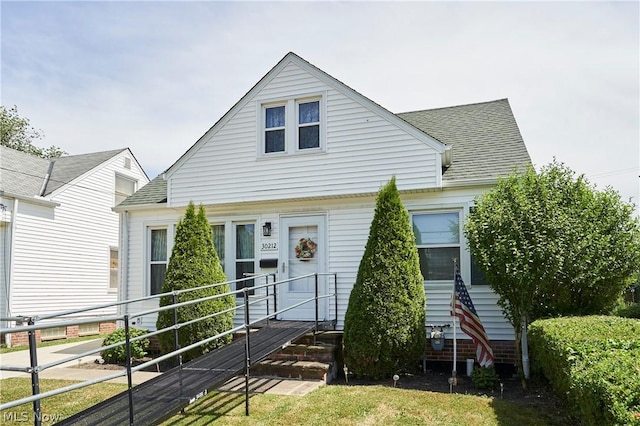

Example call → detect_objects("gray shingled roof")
397 99 531 182
0 146 127 198
43 149 126 195
117 174 167 207
0 145 50 198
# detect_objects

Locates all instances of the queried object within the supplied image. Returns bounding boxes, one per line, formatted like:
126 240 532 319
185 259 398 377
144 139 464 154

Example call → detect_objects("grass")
0 378 126 424
160 385 566 425
0 335 102 354
1 379 567 426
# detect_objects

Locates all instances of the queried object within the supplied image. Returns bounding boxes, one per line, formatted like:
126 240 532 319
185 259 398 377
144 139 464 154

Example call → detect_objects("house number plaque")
261 241 278 251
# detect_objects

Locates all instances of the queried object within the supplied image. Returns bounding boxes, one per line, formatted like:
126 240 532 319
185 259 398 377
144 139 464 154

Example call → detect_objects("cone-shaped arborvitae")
343 177 426 378
156 202 235 362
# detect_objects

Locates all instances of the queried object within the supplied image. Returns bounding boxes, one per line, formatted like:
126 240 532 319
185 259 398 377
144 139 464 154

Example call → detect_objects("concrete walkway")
0 339 324 395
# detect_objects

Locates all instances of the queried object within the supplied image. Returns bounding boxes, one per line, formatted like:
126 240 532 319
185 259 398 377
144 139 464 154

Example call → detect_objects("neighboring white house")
0 146 149 346
115 52 531 363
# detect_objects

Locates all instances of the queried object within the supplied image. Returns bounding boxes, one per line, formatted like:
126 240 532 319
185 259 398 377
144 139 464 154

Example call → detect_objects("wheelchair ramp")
57 321 315 426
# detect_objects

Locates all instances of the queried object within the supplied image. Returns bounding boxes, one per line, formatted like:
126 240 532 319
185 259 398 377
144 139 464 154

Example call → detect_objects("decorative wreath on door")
295 237 317 260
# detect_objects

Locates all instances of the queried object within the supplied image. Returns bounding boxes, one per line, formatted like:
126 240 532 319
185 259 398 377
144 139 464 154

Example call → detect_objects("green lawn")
161 385 568 426
1 379 568 426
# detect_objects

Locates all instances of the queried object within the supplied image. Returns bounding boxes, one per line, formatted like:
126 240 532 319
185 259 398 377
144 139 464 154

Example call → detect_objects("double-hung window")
261 95 323 156
149 228 168 295
265 105 286 153
412 212 461 281
297 100 320 149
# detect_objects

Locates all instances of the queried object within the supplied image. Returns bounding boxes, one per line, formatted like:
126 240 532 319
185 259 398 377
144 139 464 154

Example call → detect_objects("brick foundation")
425 339 516 366
1 321 116 348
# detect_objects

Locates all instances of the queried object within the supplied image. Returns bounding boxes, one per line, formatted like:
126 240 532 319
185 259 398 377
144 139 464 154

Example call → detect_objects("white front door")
279 215 326 320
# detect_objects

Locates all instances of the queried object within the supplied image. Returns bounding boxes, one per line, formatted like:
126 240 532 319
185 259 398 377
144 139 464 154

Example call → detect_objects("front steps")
251 331 342 384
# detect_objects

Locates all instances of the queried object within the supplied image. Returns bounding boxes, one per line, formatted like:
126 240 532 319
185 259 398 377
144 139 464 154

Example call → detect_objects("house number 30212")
261 242 278 250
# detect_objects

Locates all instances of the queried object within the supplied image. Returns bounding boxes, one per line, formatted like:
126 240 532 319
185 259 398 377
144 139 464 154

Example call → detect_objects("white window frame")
115 174 137 206
233 221 257 297
263 103 287 155
109 246 118 293
295 98 322 152
147 226 169 296
411 210 463 285
258 92 326 158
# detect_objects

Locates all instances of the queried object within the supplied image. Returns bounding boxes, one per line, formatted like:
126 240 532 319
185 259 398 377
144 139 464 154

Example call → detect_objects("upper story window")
298 100 320 149
412 212 460 281
260 95 324 156
265 105 286 153
115 175 137 206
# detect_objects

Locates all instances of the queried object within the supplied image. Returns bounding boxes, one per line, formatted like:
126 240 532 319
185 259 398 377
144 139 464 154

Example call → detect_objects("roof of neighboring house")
117 99 531 208
0 145 50 198
42 149 127 195
0 146 127 199
397 98 531 183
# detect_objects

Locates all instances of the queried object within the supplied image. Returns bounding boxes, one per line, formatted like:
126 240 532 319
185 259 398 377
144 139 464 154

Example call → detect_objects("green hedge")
529 316 640 426
615 303 640 319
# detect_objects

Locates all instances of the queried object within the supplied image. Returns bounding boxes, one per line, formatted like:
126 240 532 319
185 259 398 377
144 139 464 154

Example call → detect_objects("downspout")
5 199 19 347
118 211 129 322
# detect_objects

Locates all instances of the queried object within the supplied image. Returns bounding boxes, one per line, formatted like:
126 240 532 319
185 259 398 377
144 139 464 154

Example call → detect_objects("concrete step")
252 359 337 383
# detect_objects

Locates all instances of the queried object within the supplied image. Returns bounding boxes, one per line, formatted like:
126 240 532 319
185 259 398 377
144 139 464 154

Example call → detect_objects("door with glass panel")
279 215 326 320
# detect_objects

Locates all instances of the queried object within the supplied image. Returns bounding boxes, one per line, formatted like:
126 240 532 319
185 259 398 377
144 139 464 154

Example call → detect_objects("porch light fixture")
262 222 272 237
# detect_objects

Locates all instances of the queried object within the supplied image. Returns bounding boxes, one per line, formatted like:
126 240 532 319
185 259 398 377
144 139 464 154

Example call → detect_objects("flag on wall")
452 269 494 367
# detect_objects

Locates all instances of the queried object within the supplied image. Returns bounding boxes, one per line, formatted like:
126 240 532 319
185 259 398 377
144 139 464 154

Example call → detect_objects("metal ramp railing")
56 321 315 426
0 272 338 425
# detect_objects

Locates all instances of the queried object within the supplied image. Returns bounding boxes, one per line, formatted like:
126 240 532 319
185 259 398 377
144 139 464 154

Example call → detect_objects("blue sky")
2 1 638 213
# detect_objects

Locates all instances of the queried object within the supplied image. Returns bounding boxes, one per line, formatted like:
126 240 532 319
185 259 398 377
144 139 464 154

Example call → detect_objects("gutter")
441 177 499 188
0 191 60 208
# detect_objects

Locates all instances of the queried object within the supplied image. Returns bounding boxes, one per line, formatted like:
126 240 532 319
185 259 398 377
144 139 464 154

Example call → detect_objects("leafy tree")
0 105 66 158
465 160 640 379
156 202 235 362
343 177 426 379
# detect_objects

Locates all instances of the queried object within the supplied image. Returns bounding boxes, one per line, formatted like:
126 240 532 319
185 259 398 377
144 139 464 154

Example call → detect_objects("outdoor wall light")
262 222 272 237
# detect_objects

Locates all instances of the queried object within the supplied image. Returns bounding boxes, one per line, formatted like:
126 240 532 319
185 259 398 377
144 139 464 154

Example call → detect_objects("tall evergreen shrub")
343 177 426 378
156 202 235 361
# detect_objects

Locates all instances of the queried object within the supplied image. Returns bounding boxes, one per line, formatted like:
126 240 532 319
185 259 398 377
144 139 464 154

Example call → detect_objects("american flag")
452 269 494 367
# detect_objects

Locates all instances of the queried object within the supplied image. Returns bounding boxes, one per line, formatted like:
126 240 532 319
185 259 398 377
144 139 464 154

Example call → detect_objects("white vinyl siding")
122 187 515 340
8 152 148 319
168 61 439 206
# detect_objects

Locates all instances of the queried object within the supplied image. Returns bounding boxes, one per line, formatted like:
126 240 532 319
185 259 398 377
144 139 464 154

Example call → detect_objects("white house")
0 147 149 346
115 52 530 364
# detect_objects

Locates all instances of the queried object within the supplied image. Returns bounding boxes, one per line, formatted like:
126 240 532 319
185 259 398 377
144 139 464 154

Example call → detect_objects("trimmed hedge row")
615 303 640 319
529 316 640 426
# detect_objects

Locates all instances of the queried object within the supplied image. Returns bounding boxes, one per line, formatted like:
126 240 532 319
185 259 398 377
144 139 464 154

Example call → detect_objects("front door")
279 215 326 320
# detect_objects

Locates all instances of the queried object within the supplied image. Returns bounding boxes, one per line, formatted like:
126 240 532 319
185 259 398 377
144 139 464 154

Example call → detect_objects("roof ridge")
397 98 509 115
